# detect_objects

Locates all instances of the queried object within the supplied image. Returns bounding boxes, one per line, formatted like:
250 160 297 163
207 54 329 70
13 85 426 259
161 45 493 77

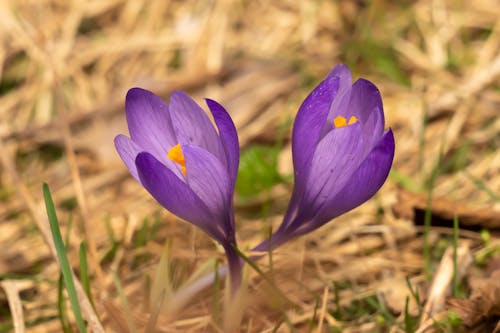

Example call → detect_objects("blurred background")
0 0 499 332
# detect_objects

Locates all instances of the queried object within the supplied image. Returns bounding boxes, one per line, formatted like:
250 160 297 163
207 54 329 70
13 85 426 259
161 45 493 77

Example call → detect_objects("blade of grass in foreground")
79 242 94 308
57 274 73 333
43 183 87 333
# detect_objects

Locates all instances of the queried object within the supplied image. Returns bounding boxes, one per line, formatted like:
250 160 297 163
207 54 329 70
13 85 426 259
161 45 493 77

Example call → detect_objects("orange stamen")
167 144 186 175
334 115 358 128
333 116 347 128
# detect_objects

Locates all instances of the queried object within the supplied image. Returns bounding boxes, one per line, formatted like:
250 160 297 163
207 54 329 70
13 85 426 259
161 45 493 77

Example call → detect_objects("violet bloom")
259 64 395 250
114 88 242 291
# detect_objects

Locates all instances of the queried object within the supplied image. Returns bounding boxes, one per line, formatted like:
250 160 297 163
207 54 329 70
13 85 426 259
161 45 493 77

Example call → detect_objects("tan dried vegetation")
0 0 499 332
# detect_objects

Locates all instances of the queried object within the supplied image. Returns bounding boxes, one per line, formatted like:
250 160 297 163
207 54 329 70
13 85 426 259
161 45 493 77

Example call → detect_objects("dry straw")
0 0 499 332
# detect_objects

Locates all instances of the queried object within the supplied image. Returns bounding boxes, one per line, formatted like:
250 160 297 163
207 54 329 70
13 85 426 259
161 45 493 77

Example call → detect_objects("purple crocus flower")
258 64 395 250
114 88 242 291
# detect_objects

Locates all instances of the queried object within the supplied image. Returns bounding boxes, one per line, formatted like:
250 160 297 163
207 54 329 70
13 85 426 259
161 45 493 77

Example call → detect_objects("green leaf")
43 183 86 333
236 145 283 198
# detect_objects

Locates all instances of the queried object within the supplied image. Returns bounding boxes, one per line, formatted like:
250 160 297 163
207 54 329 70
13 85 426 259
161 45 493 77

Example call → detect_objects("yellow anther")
334 115 358 128
333 116 347 128
167 144 186 175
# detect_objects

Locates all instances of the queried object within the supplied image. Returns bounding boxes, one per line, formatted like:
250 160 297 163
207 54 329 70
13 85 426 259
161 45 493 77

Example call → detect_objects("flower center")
167 144 186 175
333 115 357 128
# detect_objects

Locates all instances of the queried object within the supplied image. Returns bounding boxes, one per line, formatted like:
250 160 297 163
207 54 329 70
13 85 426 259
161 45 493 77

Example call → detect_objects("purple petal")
114 134 143 182
183 145 232 232
114 134 185 181
297 129 395 235
125 88 176 161
292 72 340 186
330 64 352 89
348 79 384 126
350 79 384 137
323 65 353 131
205 99 239 187
135 152 225 241
169 91 226 164
279 187 303 230
300 122 366 219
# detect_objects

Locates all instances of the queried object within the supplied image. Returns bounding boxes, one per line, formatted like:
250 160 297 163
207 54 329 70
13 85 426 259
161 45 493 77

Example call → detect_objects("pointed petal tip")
205 98 220 108
205 98 232 119
126 87 152 101
353 78 380 93
331 63 349 72
170 90 191 102
205 98 239 185
329 63 352 79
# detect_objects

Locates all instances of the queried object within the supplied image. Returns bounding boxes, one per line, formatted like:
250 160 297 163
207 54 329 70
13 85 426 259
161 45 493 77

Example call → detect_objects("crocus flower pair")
114 64 395 292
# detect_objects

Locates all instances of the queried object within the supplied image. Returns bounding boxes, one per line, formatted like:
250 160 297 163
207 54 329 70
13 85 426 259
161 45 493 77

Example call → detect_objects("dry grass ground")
0 0 499 332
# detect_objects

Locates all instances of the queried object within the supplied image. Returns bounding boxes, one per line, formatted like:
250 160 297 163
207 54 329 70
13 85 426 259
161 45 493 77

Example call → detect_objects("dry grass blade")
419 243 473 326
0 0 499 331
0 280 26 333
314 286 329 333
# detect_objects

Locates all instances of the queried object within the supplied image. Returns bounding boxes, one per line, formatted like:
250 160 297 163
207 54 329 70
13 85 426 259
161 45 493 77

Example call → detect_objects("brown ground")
0 0 499 332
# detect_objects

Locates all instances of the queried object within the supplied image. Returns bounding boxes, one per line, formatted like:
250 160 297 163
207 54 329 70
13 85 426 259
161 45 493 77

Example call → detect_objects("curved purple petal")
322 65 353 133
362 106 384 148
296 129 395 235
114 134 143 182
182 145 232 232
299 122 365 220
169 91 226 164
205 98 239 187
330 64 352 89
135 152 225 241
350 79 384 138
279 187 303 230
114 134 184 181
125 88 176 161
292 72 340 187
348 79 384 126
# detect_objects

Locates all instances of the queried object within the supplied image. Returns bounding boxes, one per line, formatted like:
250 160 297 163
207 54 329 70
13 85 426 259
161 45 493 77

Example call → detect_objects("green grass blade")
403 296 417 333
418 103 428 173
466 171 500 202
388 170 421 192
57 274 74 333
43 183 86 333
79 242 94 308
405 277 422 316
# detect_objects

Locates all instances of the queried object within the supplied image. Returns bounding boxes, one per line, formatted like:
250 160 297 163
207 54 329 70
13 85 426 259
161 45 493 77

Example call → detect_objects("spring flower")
259 64 395 249
114 88 242 291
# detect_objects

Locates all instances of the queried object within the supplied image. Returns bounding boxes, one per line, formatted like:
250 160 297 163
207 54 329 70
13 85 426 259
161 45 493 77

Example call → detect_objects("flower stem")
171 232 290 305
224 244 243 295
